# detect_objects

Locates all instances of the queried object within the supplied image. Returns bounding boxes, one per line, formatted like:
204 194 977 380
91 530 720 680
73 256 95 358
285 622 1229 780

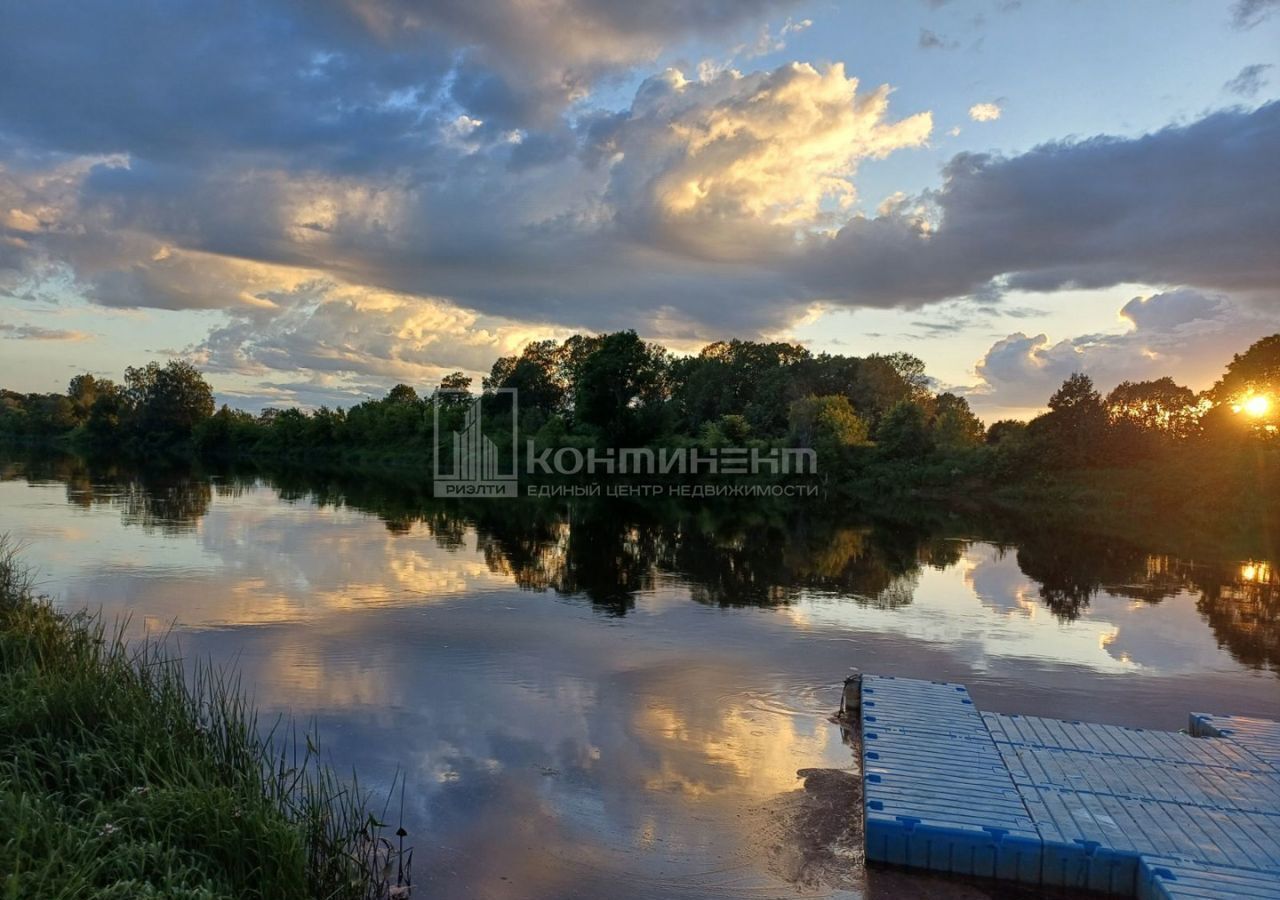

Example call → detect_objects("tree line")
1 333 1277 487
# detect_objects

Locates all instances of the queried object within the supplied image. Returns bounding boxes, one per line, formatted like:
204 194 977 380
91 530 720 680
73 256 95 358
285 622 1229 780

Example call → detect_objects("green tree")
85 382 126 446
876 401 934 459
1106 378 1201 458
572 331 669 443
847 355 927 428
67 374 107 423
986 419 1028 445
194 404 259 454
385 384 420 405
436 372 474 410
485 340 568 415
1032 373 1108 467
1212 334 1280 403
1207 334 1280 436
123 361 215 443
930 393 985 450
789 396 869 469
671 339 809 435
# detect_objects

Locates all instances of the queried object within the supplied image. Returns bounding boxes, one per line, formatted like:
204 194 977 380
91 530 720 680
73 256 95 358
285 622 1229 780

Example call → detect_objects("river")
1 455 1276 899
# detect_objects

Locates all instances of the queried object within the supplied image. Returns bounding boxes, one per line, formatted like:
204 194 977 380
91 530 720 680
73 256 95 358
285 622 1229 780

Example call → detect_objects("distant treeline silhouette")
1 332 1277 497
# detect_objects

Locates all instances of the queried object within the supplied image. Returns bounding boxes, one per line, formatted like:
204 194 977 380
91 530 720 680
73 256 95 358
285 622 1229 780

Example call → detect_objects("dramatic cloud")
1225 63 1272 97
968 102 1002 122
2 1 1278 401
967 289 1280 413
2 58 933 341
588 63 933 259
800 101 1280 310
0 0 805 159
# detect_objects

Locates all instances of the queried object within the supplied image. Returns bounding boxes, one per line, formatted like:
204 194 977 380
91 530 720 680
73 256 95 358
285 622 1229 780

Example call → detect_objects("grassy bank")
0 539 409 900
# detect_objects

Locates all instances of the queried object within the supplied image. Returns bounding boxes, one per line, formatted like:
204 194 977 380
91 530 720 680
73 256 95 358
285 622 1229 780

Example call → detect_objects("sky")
1 0 1278 420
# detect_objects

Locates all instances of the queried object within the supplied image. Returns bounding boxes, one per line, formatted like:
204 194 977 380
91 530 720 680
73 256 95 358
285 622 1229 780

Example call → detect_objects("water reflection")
2 454 1278 676
1 454 1278 899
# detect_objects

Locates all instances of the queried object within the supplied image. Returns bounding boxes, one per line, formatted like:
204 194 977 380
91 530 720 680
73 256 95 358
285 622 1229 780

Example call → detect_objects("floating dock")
859 675 1280 898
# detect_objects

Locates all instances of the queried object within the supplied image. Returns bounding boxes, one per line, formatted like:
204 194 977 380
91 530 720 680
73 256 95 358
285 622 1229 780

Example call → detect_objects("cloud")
341 0 808 127
1118 288 1222 331
919 29 958 50
1230 0 1280 28
588 63 933 260
3 0 1278 398
800 101 1280 311
1225 63 1273 97
967 289 1280 413
968 101 1002 122
0 322 90 341
190 281 575 389
736 15 813 58
0 3 455 169
0 0 805 165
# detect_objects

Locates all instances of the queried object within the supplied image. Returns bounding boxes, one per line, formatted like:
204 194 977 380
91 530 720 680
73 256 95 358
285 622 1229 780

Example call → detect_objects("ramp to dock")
859 675 1280 898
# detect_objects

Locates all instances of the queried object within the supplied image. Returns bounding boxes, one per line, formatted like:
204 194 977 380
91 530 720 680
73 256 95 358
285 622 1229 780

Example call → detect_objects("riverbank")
0 538 408 900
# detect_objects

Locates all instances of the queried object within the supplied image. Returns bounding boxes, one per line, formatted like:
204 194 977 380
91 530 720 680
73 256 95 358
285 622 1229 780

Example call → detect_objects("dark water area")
1 454 1276 899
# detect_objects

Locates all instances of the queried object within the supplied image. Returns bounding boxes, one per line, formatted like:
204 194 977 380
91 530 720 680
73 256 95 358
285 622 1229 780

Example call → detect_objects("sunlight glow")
1232 394 1272 418
1240 562 1271 583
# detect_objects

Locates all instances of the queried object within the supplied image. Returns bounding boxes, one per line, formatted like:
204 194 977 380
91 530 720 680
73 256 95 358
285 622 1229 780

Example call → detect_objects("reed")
0 536 411 899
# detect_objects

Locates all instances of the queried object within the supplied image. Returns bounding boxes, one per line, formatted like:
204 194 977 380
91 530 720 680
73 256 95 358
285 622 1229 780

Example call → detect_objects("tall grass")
0 537 411 900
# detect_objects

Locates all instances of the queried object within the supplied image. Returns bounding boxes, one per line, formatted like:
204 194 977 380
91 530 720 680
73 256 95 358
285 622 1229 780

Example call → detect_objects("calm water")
1 456 1277 899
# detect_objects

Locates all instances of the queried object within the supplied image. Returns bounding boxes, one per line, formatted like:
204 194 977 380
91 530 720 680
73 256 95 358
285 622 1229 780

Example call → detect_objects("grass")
0 537 411 900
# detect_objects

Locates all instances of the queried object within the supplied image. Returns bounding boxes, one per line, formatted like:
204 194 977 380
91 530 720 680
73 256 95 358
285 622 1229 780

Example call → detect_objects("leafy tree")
194 404 260 454
876 352 931 399
789 396 870 470
385 384 420 405
122 361 215 443
986 419 1028 445
699 414 753 448
985 419 1034 479
930 393 985 450
1106 378 1201 457
1033 373 1107 467
67 374 108 422
440 372 473 395
876 401 934 459
23 393 77 436
1207 333 1280 436
715 414 752 445
572 331 669 443
846 355 926 427
671 339 809 434
1212 334 1280 402
0 390 26 435
85 382 126 445
436 372 474 410
485 340 568 415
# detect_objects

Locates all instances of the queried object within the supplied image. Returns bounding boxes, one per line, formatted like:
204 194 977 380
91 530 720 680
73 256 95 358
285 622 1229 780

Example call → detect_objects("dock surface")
859 675 1280 898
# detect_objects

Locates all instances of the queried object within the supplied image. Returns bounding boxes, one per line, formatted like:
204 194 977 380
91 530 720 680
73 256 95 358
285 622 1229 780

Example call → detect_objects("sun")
1242 395 1271 418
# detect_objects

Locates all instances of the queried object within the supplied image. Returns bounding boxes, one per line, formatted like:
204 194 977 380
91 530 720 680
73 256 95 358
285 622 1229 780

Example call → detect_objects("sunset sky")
1 0 1277 420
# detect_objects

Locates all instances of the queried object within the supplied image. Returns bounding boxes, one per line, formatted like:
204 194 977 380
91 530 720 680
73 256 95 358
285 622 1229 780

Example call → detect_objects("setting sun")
1243 395 1272 418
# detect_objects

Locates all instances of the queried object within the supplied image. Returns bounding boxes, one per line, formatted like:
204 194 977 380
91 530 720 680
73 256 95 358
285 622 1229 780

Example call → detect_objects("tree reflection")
1 452 1276 674
4 452 212 533
1195 563 1279 674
